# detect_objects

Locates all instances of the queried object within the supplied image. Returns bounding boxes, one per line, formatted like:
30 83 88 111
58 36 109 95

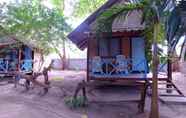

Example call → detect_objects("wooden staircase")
149 80 186 104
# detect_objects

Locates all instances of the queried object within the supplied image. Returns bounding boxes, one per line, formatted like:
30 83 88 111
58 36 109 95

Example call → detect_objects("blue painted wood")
21 60 33 72
0 59 6 71
99 38 109 56
90 57 148 80
110 38 120 56
24 47 32 59
132 37 146 71
21 46 33 72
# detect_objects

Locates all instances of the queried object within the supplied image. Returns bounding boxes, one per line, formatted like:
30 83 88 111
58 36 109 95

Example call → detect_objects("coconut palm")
141 1 175 118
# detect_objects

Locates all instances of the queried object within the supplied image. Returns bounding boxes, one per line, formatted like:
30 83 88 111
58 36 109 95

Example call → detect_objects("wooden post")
87 33 90 82
150 24 159 118
167 51 172 92
18 48 22 71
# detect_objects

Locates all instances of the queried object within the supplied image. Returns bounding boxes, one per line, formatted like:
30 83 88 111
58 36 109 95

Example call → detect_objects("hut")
68 0 185 116
68 0 167 81
67 0 153 113
0 37 42 76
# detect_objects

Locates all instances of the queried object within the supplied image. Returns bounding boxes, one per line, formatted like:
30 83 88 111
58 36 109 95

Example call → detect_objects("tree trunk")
150 23 159 118
62 40 66 70
53 46 66 70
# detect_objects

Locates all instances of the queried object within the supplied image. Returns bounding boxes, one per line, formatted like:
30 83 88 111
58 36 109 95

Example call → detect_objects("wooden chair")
91 56 104 74
115 55 129 75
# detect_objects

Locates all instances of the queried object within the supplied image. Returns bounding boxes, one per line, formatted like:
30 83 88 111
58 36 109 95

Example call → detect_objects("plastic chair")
115 55 129 75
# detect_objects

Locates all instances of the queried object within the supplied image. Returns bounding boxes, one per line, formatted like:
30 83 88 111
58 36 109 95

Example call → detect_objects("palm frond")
167 7 181 42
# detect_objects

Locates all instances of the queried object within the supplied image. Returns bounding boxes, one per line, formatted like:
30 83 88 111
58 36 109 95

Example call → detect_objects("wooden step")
158 87 176 90
158 90 181 96
159 96 186 104
159 94 184 97
158 82 172 85
148 90 181 96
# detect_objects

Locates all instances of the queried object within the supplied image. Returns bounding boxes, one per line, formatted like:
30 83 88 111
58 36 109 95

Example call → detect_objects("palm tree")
139 1 175 117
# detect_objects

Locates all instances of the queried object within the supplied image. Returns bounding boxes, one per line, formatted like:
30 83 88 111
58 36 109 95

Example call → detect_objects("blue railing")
0 59 8 72
0 59 33 73
20 60 33 72
89 56 148 79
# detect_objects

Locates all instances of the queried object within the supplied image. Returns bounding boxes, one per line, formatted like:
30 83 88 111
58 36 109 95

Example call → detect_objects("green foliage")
0 0 71 55
50 0 64 11
73 0 107 18
166 1 186 53
64 96 87 109
143 23 166 63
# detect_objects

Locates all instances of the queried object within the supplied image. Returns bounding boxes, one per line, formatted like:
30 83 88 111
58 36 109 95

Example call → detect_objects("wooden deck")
89 72 167 81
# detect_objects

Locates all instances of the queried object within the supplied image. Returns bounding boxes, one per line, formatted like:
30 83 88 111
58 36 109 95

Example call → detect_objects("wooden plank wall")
121 37 131 58
89 38 98 57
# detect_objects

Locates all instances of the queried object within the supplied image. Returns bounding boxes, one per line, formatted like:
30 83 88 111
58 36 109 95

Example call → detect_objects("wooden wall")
121 37 131 58
89 38 98 58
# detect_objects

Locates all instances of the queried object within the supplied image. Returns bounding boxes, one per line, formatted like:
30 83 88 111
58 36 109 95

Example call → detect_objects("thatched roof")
0 37 17 46
67 0 145 50
112 10 145 31
0 36 40 51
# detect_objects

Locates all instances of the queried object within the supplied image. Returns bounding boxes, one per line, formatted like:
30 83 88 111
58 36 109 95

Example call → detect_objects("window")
98 38 121 57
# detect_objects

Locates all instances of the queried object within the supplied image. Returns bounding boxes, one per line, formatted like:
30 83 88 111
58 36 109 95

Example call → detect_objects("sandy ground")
0 71 186 118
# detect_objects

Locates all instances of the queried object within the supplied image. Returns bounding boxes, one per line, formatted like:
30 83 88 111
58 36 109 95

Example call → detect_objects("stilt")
139 81 148 113
167 53 172 93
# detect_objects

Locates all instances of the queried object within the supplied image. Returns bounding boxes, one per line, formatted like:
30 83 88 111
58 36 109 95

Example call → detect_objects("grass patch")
64 96 87 109
52 77 64 81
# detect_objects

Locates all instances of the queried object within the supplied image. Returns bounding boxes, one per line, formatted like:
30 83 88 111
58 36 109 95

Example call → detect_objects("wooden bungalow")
67 0 150 113
0 37 42 76
68 0 185 116
68 0 168 81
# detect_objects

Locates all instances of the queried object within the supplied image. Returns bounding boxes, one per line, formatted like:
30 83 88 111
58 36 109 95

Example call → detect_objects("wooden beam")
89 30 143 38
18 48 22 71
87 33 91 82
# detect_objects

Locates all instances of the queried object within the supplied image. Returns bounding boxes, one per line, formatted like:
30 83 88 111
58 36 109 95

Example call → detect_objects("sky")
46 0 87 59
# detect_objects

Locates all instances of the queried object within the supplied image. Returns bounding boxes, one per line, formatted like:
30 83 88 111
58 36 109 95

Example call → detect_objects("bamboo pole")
150 23 159 118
